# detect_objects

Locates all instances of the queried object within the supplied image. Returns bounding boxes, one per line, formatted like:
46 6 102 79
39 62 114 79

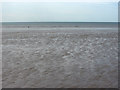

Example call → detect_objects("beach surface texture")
2 23 118 88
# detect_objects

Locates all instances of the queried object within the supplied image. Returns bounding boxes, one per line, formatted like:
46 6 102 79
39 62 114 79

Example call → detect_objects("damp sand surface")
2 29 118 88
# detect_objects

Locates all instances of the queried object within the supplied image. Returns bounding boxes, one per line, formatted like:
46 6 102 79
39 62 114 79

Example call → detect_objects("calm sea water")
2 22 117 27
2 22 118 31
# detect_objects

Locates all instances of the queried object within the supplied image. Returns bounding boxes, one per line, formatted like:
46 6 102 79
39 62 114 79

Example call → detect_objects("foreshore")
2 29 118 88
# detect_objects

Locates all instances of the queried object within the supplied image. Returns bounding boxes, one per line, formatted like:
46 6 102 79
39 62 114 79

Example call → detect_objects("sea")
2 22 118 31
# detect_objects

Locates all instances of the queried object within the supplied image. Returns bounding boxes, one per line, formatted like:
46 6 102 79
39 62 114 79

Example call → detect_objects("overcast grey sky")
2 2 118 22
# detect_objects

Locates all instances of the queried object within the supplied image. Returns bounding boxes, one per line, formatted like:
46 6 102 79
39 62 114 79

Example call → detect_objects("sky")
2 2 118 22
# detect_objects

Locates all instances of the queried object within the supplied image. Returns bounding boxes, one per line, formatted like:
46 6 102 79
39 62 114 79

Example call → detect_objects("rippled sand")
2 30 118 88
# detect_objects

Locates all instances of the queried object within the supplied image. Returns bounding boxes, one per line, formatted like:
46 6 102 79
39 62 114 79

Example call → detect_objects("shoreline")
2 27 118 33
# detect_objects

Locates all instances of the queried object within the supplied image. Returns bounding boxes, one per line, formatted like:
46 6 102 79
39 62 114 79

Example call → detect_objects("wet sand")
2 29 118 88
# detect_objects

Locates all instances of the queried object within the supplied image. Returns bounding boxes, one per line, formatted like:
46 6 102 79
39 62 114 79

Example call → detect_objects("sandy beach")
2 28 118 88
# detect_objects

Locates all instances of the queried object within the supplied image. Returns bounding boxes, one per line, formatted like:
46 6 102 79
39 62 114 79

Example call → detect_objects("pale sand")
2 30 118 88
